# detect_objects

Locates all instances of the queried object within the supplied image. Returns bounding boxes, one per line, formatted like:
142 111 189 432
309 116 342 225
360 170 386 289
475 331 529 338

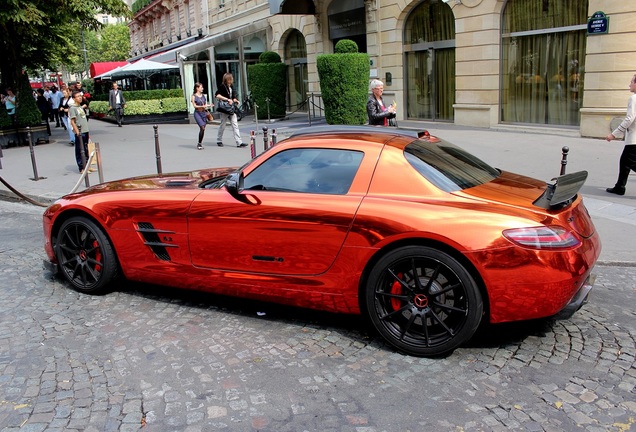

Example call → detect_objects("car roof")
288 125 430 145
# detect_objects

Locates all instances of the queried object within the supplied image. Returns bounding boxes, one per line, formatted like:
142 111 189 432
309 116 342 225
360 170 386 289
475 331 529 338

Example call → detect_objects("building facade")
129 0 635 138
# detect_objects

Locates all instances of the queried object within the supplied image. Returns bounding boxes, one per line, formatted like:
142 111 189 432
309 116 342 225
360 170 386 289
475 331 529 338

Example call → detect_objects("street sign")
587 11 609 35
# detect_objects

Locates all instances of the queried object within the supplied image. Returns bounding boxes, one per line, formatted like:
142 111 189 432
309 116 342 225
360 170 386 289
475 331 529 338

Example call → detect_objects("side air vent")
136 222 177 261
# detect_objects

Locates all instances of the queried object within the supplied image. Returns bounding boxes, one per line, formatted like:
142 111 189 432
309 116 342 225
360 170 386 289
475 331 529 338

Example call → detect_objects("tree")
99 23 131 62
0 0 131 87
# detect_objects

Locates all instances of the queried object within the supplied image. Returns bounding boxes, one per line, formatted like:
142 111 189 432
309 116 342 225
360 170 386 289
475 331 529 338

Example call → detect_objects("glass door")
406 47 455 121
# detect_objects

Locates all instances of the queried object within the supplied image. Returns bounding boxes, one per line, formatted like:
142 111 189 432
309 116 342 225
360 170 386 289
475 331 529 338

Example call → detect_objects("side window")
244 148 364 194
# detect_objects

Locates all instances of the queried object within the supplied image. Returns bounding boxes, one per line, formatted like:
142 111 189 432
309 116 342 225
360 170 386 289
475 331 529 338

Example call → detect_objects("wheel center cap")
79 250 87 261
414 294 428 308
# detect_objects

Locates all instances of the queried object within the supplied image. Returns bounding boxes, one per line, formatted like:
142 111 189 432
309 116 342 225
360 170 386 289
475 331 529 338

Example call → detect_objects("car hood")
85 167 237 193
456 170 595 238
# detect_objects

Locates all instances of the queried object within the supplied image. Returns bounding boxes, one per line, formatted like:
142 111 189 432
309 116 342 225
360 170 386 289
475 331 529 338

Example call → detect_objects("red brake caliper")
390 273 403 311
93 240 102 272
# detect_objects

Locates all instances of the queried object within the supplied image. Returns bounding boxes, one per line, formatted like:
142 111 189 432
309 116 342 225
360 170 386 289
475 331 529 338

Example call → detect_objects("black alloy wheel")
55 216 118 294
364 246 482 357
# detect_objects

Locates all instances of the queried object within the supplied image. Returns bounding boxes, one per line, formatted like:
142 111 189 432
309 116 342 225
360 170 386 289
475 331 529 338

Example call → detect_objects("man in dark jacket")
108 82 126 127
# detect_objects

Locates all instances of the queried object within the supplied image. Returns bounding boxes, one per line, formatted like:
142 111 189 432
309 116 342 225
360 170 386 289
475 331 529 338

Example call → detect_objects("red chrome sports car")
43 126 601 357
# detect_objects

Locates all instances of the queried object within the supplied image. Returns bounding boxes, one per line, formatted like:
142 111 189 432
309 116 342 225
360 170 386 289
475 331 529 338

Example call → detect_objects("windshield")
404 139 500 192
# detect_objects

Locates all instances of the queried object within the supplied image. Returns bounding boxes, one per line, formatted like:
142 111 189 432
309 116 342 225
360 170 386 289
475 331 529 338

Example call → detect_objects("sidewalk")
1 114 634 264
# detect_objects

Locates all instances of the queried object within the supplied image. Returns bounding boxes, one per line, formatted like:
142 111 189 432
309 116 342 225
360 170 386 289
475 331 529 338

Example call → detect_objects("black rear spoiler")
533 170 588 209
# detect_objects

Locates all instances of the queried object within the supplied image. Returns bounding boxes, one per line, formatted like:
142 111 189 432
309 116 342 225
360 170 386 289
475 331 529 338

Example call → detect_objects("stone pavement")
0 114 634 264
1 201 635 431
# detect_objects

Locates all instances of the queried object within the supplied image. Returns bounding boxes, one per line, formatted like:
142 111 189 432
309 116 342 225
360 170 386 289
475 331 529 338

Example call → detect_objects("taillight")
502 226 581 250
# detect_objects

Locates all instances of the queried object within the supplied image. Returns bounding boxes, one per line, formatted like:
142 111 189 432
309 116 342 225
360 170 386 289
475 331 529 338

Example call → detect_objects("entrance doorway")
285 30 308 111
406 46 455 120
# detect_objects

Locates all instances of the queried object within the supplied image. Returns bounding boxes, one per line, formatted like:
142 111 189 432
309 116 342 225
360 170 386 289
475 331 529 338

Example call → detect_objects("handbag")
206 112 213 121
217 100 234 115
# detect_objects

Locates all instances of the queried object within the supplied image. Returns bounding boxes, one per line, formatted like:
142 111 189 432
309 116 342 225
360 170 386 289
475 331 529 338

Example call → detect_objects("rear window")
404 139 500 192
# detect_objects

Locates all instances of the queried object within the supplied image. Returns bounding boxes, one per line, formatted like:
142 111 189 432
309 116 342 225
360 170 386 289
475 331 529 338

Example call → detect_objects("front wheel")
363 246 483 357
54 216 118 294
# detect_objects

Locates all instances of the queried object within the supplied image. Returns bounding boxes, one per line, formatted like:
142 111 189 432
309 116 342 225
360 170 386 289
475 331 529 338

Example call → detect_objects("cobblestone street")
1 201 635 432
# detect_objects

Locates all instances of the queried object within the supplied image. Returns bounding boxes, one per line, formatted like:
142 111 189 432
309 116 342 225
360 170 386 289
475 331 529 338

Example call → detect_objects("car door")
188 147 370 276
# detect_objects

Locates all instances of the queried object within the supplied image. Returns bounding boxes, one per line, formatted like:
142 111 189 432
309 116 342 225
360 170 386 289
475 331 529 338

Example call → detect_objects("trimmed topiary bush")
335 39 359 54
259 51 282 64
15 74 42 127
248 51 287 119
0 102 11 128
317 40 370 125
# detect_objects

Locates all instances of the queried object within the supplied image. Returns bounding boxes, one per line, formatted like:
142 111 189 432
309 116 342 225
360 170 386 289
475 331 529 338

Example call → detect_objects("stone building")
128 0 635 137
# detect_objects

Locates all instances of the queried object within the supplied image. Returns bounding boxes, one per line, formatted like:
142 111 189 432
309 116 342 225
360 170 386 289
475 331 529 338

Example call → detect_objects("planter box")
0 127 19 149
17 124 50 145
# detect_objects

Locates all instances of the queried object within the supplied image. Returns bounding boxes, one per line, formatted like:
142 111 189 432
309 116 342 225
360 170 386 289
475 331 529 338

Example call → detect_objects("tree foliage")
317 40 370 125
0 0 131 87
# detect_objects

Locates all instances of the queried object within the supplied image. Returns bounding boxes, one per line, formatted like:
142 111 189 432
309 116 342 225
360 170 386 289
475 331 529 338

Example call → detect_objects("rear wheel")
364 246 482 357
55 216 118 294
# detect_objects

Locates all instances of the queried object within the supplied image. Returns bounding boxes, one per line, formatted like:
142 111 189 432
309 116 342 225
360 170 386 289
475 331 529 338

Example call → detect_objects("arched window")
501 0 588 126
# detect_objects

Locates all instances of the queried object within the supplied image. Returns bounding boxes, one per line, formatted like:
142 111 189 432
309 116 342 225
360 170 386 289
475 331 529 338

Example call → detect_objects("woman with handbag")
191 82 212 150
215 73 247 147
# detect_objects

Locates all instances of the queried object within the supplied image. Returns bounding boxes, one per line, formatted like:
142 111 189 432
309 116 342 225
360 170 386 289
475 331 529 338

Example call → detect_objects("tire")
54 216 118 294
363 246 483 357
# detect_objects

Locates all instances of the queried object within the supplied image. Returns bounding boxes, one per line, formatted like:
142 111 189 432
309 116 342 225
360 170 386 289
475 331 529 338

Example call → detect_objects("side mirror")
225 171 243 198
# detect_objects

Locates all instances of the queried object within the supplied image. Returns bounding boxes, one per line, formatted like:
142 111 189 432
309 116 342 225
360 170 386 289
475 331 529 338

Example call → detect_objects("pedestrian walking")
49 85 63 127
367 79 397 126
215 73 247 148
59 88 75 145
2 88 16 124
191 82 212 150
605 73 636 196
69 90 90 173
108 82 126 127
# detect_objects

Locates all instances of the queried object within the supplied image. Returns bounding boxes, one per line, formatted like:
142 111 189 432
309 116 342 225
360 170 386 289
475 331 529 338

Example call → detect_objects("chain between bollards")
153 124 163 175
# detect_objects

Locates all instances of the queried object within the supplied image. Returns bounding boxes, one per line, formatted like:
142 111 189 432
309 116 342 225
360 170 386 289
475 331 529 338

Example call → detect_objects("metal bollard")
250 130 256 158
262 127 268 152
560 146 569 175
94 142 104 184
77 126 89 187
153 124 163 175
26 126 45 181
270 129 277 147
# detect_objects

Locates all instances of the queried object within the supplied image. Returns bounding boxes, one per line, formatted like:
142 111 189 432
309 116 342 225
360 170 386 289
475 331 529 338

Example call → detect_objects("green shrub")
259 51 282 64
317 48 370 125
0 102 11 128
91 97 186 116
161 97 187 113
89 101 109 114
248 62 287 120
335 39 359 54
91 88 183 102
15 75 42 127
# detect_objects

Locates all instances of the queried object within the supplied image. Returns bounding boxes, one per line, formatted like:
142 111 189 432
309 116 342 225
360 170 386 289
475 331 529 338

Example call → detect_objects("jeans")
74 132 90 171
